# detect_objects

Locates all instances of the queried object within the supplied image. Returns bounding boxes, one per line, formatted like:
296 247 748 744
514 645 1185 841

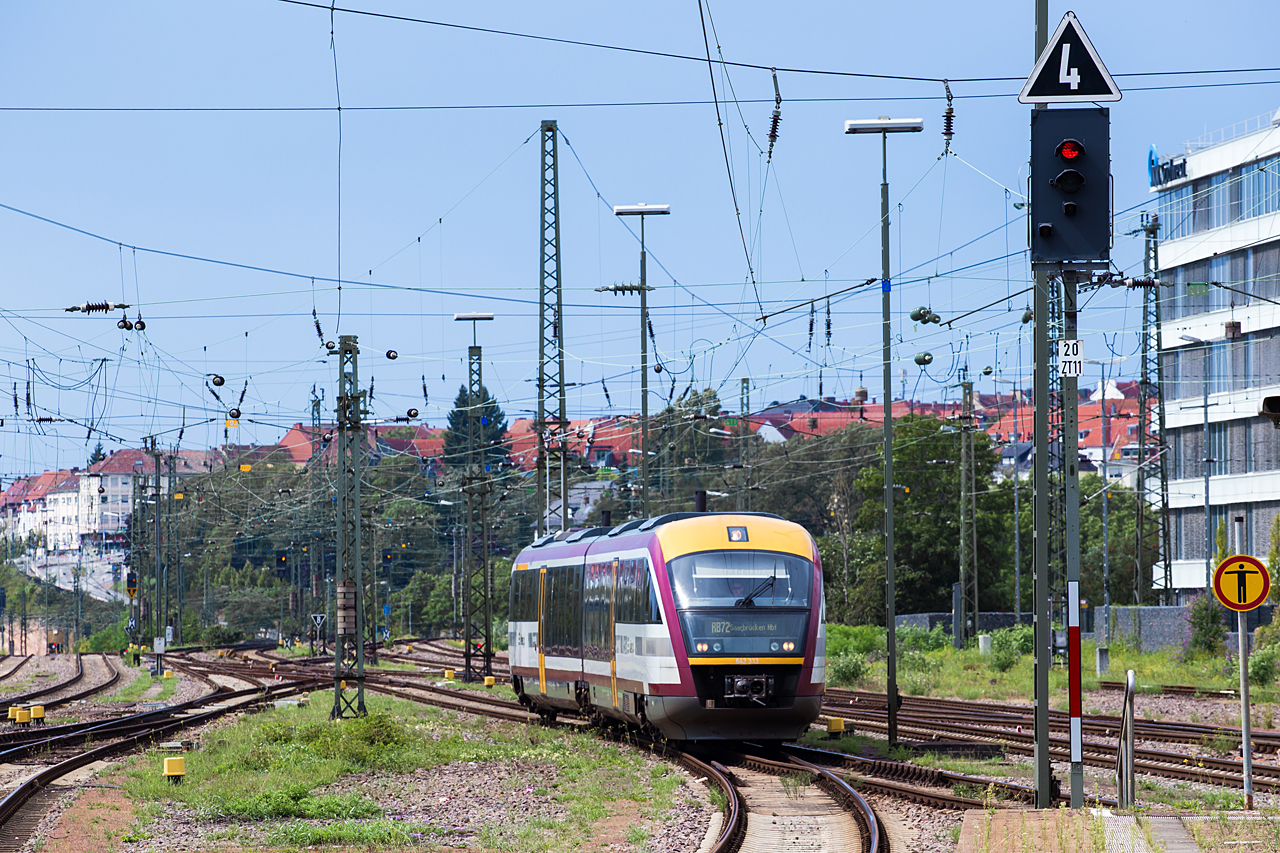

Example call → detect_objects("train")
508 511 826 741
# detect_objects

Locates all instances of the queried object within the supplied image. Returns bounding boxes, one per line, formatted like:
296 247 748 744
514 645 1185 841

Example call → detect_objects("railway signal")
1030 107 1110 265
1215 520 1270 810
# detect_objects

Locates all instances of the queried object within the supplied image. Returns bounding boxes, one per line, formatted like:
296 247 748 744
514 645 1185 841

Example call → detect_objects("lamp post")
1180 334 1213 590
603 203 670 519
845 116 922 745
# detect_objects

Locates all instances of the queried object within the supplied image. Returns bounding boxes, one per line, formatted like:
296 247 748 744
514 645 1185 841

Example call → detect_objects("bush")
1184 594 1226 656
990 624 1034 656
989 645 1020 673
899 648 943 695
219 784 382 820
1250 645 1280 686
828 653 870 686
1253 622 1280 653
827 624 886 658
897 624 951 653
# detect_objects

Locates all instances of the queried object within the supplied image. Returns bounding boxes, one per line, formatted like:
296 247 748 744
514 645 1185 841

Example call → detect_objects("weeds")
780 771 812 799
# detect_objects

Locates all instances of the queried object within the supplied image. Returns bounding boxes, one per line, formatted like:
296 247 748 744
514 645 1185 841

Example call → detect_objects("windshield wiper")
736 562 778 607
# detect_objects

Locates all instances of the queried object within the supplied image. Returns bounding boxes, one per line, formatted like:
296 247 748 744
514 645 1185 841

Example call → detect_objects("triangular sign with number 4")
1019 12 1121 104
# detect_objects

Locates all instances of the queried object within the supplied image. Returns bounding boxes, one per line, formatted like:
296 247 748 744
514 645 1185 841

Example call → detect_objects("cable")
330 3 344 334
696 0 760 317
274 2 1280 86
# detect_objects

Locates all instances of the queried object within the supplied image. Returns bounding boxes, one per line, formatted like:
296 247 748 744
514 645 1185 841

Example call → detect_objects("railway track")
0 652 322 852
0 657 31 683
700 750 883 853
0 654 88 707
827 688 1280 753
831 705 1280 794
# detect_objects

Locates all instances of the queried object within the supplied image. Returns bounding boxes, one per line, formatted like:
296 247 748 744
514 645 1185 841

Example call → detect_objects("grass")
1185 810 1280 852
104 669 158 703
121 690 692 852
265 818 450 847
911 751 1033 777
1137 778 1245 811
797 728 909 760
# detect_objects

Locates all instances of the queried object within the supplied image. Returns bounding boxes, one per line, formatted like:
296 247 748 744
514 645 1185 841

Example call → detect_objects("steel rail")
827 689 1280 752
837 710 1280 793
0 654 84 706
0 673 320 833
0 656 32 682
35 653 121 710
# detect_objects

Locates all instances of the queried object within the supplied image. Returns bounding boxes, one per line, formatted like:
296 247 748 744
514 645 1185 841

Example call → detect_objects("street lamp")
1180 334 1214 590
601 203 670 518
844 116 922 746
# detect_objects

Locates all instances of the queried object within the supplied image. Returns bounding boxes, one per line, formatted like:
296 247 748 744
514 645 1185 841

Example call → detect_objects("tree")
651 387 728 509
1268 514 1280 604
854 415 1009 616
1214 518 1230 568
88 442 107 468
443 384 509 470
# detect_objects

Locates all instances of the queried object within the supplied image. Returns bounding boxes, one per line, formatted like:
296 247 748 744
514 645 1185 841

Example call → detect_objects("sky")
0 0 1277 481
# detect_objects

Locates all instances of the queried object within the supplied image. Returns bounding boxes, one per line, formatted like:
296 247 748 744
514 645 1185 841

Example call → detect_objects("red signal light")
1057 139 1083 161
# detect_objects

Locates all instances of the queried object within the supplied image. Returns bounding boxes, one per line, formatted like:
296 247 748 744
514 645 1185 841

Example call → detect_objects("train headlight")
712 642 722 652
770 641 780 652
696 643 708 652
783 641 795 652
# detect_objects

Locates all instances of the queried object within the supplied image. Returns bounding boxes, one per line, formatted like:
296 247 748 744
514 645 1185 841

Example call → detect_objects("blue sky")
1 1 1276 478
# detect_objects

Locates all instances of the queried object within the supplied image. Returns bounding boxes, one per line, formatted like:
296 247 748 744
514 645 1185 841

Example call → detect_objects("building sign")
1148 145 1187 188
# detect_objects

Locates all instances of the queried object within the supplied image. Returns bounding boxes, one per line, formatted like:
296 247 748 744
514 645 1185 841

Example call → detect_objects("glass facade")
1158 153 1280 241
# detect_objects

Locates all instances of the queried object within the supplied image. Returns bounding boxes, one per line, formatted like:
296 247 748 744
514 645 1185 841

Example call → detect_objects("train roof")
527 511 785 549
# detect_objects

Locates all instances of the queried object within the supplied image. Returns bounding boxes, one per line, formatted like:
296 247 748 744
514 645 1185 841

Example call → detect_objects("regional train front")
509 512 826 741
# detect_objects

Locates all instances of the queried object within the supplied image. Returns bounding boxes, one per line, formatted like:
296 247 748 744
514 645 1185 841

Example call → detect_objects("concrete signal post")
1021 6 1120 809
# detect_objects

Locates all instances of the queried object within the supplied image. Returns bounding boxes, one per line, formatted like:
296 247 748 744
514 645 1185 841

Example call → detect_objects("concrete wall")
894 612 1030 634
894 603 1274 653
1108 604 1274 654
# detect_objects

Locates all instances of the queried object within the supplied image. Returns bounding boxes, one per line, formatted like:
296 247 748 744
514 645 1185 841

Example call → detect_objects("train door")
537 566 547 694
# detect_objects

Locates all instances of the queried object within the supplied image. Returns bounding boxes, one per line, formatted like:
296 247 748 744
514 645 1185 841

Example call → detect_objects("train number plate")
734 657 760 665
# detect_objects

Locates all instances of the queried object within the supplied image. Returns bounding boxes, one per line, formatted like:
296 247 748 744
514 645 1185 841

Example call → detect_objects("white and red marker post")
1067 580 1083 794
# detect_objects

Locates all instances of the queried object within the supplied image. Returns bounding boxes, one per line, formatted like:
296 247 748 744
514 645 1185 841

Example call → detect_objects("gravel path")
868 795 960 853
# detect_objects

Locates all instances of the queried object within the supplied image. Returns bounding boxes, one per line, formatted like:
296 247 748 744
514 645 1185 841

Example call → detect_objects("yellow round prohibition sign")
1212 554 1271 612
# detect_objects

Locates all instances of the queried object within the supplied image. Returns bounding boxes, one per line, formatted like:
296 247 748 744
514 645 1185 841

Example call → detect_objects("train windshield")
666 551 812 609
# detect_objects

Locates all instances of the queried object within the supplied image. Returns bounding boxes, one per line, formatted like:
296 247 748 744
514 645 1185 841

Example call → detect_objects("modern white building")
1154 108 1280 591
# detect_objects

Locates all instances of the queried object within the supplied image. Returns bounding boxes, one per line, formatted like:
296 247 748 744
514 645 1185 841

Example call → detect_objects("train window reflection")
667 551 812 609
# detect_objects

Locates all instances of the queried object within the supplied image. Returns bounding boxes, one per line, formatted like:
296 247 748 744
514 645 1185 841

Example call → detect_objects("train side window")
637 558 660 624
549 567 561 654
512 571 523 622
622 555 637 622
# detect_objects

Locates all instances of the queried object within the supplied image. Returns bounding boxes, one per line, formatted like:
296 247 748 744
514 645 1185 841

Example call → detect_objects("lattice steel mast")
958 379 978 643
331 335 366 718
463 343 494 680
536 119 569 535
1138 214 1172 603
309 388 323 636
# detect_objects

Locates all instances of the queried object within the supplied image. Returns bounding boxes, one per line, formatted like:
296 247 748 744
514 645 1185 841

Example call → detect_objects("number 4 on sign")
1059 43 1080 90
